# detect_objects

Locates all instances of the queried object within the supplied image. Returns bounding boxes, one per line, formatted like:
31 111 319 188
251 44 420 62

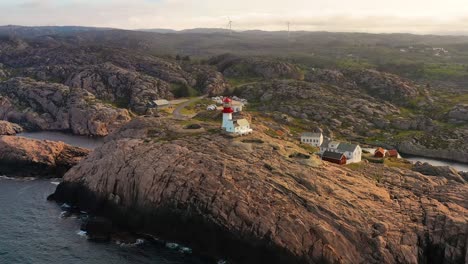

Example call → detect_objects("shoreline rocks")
0 135 89 177
397 140 468 164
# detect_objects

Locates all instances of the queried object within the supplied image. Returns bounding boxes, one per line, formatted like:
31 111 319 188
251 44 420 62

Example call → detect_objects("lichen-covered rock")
0 120 23 135
0 135 89 177
52 118 467 264
0 78 131 136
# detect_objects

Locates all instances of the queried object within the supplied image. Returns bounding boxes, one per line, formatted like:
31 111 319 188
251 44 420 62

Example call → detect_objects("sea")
0 178 210 264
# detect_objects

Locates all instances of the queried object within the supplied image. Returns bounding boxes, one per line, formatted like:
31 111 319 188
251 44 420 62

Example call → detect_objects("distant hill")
0 25 113 37
137 28 233 34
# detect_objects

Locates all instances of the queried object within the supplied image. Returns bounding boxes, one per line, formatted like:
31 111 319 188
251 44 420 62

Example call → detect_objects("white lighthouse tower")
221 97 234 129
221 97 253 135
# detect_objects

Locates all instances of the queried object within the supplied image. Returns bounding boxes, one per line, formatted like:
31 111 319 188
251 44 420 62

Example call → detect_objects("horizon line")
1 24 468 37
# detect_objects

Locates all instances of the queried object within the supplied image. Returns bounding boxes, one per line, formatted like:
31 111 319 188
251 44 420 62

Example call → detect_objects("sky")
1 0 468 34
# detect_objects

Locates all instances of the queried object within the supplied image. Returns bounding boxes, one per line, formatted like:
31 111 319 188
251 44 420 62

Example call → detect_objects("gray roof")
320 138 331 148
233 119 250 127
301 132 322 138
322 151 345 160
153 99 170 106
337 143 359 152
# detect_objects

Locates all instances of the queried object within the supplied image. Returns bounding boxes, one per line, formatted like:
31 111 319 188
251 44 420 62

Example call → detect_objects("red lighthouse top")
222 97 234 113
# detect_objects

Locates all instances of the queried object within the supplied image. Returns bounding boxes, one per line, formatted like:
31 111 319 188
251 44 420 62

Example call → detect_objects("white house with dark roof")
301 132 324 147
337 143 362 164
320 139 362 164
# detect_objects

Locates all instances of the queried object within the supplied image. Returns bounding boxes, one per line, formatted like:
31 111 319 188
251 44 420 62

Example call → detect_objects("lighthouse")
222 97 234 129
221 97 253 135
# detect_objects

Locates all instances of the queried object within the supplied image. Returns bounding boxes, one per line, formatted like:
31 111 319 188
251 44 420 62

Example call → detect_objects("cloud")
0 0 467 34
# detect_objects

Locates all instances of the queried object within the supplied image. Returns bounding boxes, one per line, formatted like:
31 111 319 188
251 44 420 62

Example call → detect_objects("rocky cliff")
0 135 89 177
52 118 467 264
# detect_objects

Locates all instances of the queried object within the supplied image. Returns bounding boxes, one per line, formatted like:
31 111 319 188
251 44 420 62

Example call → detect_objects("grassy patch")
384 158 413 169
346 162 365 170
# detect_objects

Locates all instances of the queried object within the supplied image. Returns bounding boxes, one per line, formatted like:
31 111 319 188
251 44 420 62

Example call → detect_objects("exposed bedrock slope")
52 118 467 264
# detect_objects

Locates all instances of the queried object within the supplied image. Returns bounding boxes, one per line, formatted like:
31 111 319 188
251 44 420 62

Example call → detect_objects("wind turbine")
287 21 291 39
227 17 233 35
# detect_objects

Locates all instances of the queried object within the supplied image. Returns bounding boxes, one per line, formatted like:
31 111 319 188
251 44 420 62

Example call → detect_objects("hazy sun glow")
0 0 467 34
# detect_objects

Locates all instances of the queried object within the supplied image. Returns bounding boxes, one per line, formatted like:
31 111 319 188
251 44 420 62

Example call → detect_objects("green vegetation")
384 158 413 169
299 144 319 154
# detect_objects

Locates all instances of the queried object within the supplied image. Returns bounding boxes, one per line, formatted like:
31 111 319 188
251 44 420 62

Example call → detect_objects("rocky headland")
50 117 467 264
0 135 89 177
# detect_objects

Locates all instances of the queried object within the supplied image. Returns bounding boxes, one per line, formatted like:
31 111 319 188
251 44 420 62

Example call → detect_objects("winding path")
172 95 206 120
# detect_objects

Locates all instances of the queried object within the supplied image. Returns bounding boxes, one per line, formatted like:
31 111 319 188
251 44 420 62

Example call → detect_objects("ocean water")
17 131 105 150
0 178 209 264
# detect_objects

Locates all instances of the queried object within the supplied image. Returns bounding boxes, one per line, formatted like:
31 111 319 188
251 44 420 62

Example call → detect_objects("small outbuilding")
149 99 170 109
386 149 399 158
374 147 386 158
322 151 347 165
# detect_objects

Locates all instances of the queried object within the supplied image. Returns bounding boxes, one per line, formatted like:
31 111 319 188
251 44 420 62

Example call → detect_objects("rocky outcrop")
0 135 89 177
395 129 468 163
184 65 230 96
0 120 23 135
236 79 400 138
390 116 435 131
65 63 174 114
448 104 468 123
351 69 420 104
209 54 304 80
51 118 467 264
0 78 131 136
305 68 356 88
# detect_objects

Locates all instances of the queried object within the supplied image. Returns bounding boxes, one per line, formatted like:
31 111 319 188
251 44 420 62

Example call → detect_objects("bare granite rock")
0 135 89 177
0 120 23 135
52 118 467 264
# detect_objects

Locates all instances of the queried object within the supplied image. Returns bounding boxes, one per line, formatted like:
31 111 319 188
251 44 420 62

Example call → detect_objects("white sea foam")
117 239 145 248
77 230 87 237
50 181 60 186
165 242 179 250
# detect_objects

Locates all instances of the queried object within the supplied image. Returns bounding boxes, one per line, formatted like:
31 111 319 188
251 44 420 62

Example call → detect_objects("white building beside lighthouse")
221 97 252 135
